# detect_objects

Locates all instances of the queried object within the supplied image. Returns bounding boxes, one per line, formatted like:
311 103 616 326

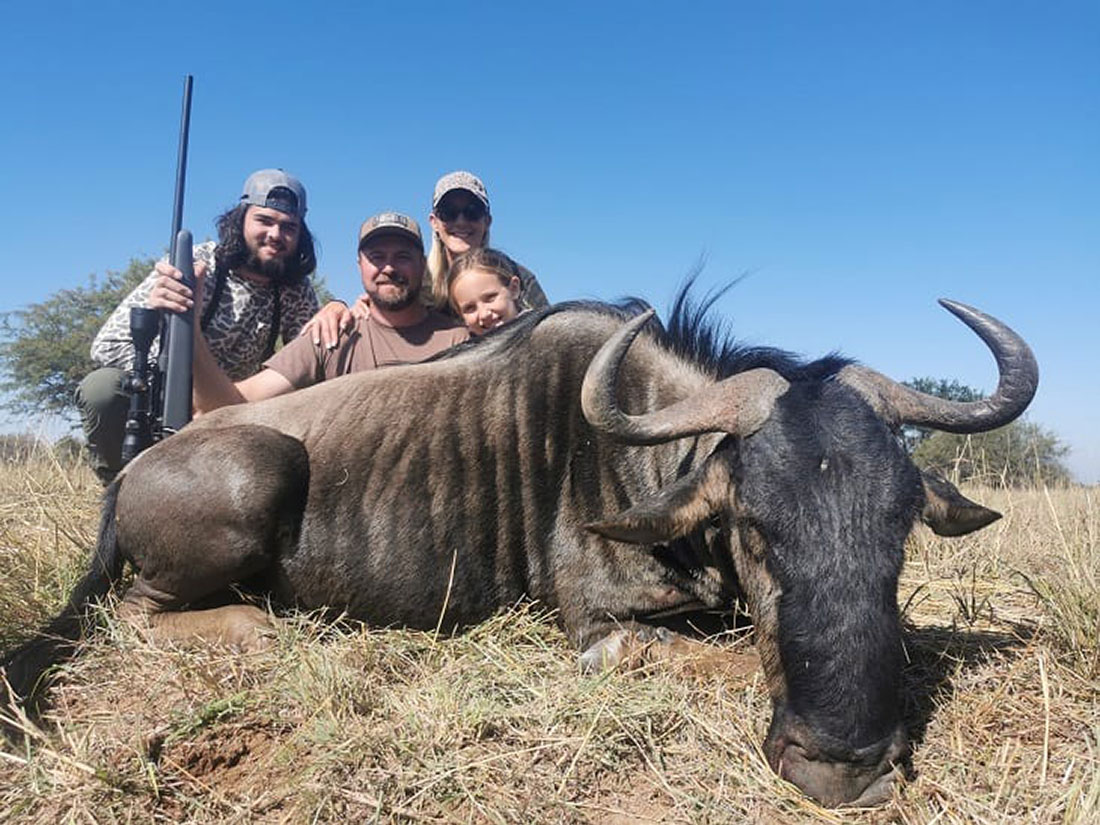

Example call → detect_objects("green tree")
901 377 984 452
1 257 336 422
311 273 336 306
0 257 154 419
903 377 1071 487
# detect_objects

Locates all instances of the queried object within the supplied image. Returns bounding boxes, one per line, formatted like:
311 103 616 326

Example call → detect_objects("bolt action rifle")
120 75 195 465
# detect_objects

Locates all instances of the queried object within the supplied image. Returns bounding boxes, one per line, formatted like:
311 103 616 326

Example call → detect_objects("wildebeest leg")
114 424 309 651
557 529 747 676
118 582 276 652
578 623 673 672
562 570 734 675
578 622 760 679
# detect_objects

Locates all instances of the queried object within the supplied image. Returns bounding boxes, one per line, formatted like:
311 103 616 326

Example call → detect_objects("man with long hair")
78 169 321 483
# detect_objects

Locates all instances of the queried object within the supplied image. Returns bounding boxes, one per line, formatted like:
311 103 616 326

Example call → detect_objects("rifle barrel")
168 75 193 265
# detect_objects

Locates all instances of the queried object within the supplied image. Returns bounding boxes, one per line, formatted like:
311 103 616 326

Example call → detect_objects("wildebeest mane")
661 274 853 382
435 274 852 382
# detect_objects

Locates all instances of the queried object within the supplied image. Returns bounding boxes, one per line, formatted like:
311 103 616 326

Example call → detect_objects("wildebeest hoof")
837 768 903 808
578 626 686 673
197 605 276 652
579 630 632 672
579 626 760 681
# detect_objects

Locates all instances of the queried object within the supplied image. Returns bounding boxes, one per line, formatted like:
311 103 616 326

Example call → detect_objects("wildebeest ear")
920 471 1001 536
586 453 733 544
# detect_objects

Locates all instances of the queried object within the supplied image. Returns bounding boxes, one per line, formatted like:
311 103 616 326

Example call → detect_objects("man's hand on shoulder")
300 300 354 350
350 293 371 321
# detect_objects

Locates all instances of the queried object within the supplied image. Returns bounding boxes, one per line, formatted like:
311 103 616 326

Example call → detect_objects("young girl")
446 247 525 336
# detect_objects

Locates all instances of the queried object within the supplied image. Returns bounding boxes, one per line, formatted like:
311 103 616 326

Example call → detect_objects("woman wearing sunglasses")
427 170 548 312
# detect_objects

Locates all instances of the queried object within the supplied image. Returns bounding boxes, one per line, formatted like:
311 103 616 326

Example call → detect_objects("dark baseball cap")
240 168 307 218
358 211 424 251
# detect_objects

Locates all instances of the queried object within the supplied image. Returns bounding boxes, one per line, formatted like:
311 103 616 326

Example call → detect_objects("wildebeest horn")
836 299 1039 433
581 309 790 444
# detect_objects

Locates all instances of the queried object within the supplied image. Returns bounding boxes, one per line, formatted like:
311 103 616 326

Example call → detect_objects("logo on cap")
358 211 424 251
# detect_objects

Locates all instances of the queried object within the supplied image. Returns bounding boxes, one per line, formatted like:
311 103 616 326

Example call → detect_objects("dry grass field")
0 447 1096 824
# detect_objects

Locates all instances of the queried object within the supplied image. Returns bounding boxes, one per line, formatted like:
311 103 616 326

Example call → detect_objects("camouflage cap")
240 168 307 218
358 211 424 252
432 170 490 212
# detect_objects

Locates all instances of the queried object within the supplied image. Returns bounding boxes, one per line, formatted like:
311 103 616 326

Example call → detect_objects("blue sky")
1 2 1097 481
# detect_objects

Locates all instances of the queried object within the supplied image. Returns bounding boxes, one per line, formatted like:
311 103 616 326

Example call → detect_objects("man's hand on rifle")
147 259 207 315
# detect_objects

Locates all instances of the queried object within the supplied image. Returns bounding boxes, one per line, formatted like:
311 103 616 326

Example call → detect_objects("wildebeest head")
581 300 1037 807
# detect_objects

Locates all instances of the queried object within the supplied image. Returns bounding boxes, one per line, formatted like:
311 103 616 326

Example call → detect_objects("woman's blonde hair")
445 247 519 312
427 225 491 308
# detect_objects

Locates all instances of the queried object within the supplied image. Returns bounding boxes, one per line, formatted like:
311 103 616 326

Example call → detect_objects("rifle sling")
265 284 281 360
200 272 281 360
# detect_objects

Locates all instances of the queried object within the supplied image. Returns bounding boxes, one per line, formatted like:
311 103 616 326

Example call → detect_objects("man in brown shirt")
192 212 467 413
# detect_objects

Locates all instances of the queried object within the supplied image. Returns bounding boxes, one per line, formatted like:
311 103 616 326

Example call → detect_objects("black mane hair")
447 274 853 381
659 272 852 382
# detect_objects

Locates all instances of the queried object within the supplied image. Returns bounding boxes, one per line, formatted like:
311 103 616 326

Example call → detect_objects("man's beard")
243 250 306 286
369 281 421 311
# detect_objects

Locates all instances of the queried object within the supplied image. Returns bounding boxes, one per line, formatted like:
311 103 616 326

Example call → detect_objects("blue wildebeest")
2 291 1037 806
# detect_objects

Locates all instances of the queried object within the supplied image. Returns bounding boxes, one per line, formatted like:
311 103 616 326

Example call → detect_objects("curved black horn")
581 309 790 445
837 299 1039 433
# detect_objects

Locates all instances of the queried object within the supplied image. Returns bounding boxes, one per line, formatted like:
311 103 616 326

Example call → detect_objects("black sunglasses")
435 201 487 222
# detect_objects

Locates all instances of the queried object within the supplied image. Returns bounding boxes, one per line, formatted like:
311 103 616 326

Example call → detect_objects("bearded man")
78 169 321 483
189 211 467 414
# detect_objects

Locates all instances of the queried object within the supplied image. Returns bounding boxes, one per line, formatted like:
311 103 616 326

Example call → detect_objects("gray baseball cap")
240 168 307 217
432 170 489 212
358 211 424 251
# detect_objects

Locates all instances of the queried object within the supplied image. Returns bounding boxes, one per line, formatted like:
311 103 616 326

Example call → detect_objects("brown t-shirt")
264 310 469 389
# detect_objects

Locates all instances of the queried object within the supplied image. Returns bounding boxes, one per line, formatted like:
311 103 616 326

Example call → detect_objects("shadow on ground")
901 620 1035 748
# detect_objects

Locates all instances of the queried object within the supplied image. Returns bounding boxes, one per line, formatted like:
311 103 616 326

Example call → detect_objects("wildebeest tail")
1 479 127 716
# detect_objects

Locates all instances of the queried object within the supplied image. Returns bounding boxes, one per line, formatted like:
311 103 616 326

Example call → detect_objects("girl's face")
429 191 490 259
450 267 521 335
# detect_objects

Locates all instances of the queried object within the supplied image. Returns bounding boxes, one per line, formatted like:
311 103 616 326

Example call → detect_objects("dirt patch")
582 775 683 823
164 721 283 786
151 719 307 821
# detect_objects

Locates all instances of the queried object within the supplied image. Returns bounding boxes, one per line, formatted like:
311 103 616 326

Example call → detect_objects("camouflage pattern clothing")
516 263 549 311
91 241 320 379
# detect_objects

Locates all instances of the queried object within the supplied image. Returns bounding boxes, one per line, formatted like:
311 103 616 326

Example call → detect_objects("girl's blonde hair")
445 247 519 311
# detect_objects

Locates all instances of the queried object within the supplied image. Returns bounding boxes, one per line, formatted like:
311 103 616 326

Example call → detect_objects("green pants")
76 367 129 484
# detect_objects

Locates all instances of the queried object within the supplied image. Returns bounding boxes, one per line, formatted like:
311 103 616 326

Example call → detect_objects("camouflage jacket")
90 241 320 380
516 263 549 311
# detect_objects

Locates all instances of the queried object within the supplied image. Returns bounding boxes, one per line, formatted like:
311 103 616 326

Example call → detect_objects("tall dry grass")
0 447 1096 824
